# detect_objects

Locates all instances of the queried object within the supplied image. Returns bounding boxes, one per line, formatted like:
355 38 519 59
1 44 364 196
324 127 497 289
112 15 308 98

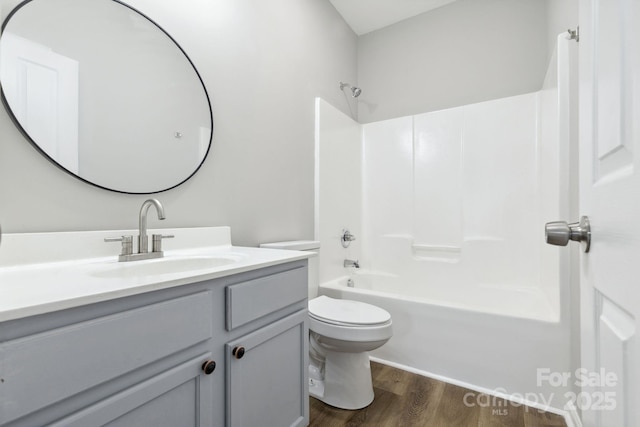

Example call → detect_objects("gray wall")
0 0 578 246
356 0 549 123
0 0 357 246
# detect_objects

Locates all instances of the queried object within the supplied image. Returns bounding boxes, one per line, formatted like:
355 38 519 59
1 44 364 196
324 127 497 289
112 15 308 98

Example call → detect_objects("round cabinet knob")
232 346 246 359
201 360 216 375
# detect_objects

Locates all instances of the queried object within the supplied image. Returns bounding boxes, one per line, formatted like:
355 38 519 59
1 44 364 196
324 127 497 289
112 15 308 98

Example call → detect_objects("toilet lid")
308 296 391 326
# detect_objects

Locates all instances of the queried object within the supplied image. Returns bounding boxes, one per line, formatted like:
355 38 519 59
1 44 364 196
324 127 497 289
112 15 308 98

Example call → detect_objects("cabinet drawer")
0 291 213 425
226 266 307 330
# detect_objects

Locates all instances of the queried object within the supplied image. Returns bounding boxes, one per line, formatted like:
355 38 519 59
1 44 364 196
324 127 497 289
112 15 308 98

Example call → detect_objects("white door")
0 33 79 173
579 0 640 426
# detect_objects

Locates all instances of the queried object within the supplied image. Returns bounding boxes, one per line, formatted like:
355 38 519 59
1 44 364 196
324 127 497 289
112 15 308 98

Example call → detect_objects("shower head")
339 81 362 98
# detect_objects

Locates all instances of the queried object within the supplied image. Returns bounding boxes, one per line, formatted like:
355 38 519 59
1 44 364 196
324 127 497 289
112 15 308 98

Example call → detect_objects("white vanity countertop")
0 227 312 322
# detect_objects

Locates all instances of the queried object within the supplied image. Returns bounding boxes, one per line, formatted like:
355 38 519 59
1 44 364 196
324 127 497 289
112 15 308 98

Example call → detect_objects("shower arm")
339 81 362 98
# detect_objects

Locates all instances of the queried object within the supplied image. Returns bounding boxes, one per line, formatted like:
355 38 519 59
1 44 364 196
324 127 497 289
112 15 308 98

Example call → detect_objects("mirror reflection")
0 0 213 193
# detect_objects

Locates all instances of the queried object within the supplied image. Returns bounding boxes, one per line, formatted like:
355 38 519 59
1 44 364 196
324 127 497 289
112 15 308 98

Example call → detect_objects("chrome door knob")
545 216 591 253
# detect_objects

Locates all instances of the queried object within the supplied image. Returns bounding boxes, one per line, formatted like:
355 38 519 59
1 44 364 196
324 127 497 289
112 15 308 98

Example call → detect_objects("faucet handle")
104 235 134 256
152 234 174 253
341 229 356 248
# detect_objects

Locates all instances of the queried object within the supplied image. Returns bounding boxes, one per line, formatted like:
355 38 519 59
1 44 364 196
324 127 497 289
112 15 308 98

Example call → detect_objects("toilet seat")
308 296 392 343
309 296 391 327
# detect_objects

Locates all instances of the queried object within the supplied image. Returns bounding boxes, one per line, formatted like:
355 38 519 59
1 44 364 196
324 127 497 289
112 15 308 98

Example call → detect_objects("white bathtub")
332 271 559 322
319 273 570 411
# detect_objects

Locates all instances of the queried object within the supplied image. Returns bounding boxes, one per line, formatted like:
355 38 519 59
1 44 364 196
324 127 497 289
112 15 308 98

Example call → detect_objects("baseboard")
369 356 582 427
563 402 583 427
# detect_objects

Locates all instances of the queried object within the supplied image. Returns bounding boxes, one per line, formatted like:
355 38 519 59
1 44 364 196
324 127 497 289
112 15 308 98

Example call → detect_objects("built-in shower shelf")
411 244 461 263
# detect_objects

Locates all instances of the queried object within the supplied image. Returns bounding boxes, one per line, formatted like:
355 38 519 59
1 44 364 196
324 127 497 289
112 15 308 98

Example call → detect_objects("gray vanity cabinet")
0 260 309 427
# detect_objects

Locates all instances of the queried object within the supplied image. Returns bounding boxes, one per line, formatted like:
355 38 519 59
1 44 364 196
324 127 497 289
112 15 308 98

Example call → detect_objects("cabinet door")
226 310 308 427
51 353 215 427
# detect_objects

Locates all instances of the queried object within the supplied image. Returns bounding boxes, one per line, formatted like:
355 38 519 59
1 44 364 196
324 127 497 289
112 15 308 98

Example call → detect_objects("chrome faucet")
139 199 165 253
105 199 173 262
344 259 360 268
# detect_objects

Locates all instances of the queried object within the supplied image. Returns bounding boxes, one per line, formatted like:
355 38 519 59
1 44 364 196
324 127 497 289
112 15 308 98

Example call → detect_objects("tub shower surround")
359 91 560 320
314 36 575 414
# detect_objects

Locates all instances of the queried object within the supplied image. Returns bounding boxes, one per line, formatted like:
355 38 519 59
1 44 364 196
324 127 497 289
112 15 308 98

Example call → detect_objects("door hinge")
568 27 579 43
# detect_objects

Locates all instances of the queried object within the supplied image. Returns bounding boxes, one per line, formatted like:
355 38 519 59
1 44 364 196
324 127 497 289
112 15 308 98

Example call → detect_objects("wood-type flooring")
309 362 568 427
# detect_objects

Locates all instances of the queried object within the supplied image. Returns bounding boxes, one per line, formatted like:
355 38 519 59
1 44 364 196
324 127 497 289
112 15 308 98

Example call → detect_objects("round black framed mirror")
0 0 213 193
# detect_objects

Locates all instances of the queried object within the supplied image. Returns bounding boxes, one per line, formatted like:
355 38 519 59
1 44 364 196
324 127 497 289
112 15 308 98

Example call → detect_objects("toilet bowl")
308 295 392 409
258 241 393 410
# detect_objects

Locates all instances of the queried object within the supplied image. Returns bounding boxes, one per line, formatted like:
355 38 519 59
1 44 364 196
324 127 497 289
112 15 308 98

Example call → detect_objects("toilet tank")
259 240 320 299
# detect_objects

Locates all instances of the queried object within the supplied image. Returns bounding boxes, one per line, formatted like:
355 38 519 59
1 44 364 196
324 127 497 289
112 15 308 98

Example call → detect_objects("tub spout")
344 259 360 268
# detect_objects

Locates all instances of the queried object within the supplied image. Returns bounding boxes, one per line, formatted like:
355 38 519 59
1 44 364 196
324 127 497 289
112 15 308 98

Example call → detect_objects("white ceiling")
329 0 457 36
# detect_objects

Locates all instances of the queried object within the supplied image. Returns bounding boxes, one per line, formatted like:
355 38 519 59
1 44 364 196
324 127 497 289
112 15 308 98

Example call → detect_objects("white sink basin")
91 255 241 279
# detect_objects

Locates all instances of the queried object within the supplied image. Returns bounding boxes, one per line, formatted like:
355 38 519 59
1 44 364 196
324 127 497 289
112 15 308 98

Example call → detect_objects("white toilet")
259 240 393 410
308 295 392 409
